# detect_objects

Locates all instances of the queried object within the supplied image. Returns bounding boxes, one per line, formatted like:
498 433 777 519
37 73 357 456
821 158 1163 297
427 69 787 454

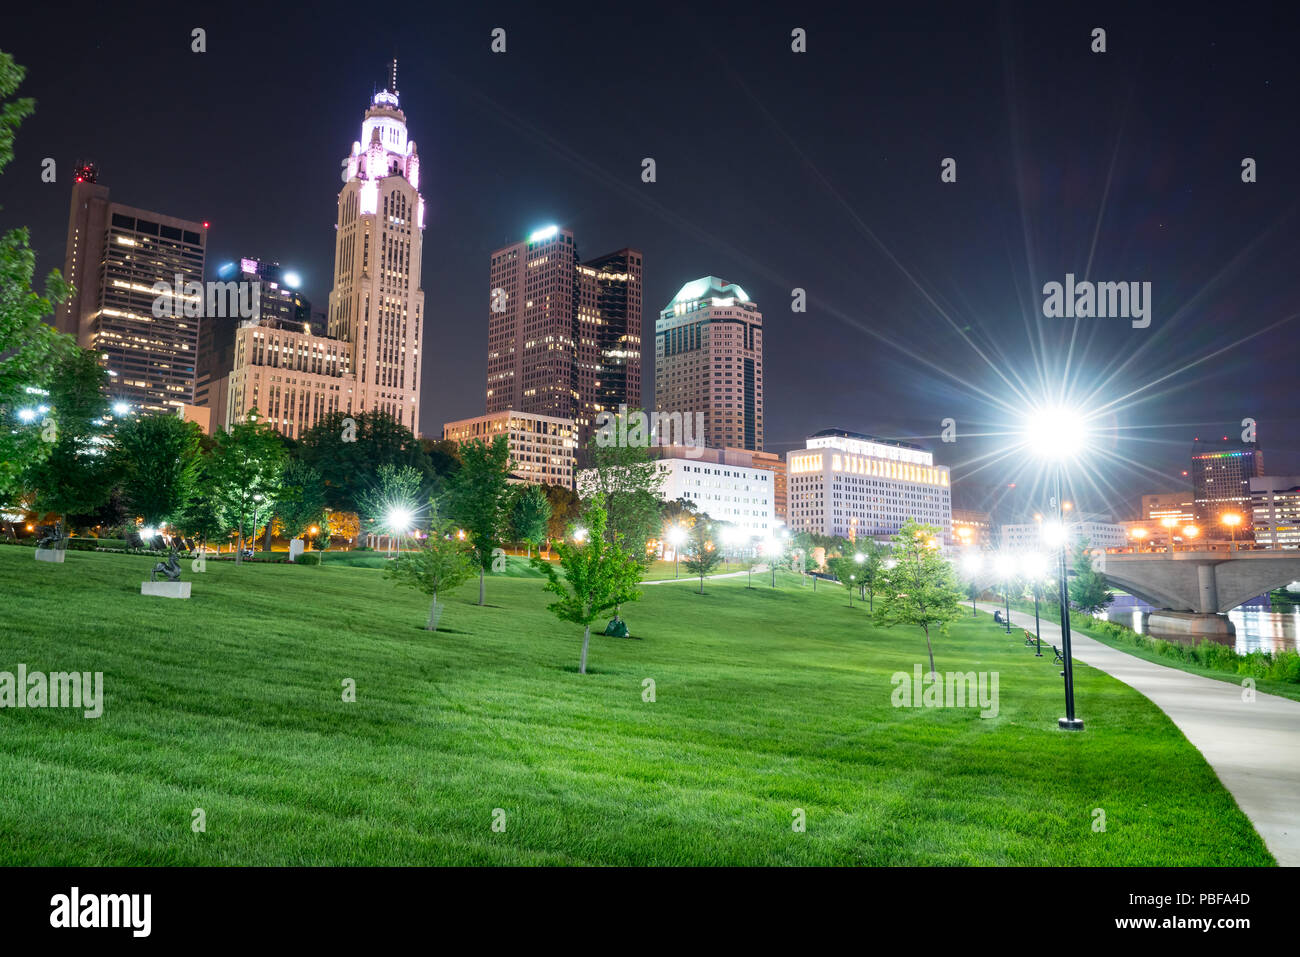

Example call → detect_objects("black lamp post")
1031 579 1043 656
1053 466 1083 731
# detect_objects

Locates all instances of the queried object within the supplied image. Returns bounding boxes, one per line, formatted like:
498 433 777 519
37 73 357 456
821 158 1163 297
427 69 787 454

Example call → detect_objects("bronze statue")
36 523 65 550
150 543 182 582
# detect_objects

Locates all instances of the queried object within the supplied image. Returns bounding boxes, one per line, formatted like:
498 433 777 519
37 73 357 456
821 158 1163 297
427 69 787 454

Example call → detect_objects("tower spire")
389 58 398 97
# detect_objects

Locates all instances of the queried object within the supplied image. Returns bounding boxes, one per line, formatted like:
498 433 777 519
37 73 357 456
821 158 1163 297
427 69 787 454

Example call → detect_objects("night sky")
4 0 1298 521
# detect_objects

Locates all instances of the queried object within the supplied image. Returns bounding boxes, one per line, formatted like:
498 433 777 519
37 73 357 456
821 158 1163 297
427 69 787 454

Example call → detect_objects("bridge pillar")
1196 563 1220 612
1148 610 1236 640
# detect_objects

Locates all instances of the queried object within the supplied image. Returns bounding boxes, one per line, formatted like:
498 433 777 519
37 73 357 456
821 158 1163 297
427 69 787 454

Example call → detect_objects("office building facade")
1250 476 1300 549
196 258 311 430
443 410 576 488
1192 439 1263 527
487 225 642 447
786 429 951 542
654 277 764 452
58 164 207 414
224 318 354 440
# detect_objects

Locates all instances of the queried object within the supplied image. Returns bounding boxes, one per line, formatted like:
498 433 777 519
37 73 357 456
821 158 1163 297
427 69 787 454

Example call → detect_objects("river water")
1097 595 1299 654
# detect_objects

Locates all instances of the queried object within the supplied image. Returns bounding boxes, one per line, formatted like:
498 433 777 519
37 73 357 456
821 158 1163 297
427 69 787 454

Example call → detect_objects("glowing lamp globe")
1024 405 1089 461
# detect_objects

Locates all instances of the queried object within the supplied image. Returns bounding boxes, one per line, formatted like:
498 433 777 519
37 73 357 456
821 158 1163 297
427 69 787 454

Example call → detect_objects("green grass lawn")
0 548 1273 865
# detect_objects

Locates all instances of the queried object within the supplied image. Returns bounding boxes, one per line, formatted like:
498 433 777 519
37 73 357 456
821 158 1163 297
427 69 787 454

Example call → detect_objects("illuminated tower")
328 60 425 433
487 225 642 446
656 277 764 451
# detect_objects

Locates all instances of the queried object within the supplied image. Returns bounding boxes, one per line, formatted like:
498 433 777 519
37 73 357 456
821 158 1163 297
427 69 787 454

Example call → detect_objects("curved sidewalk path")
979 603 1300 865
642 564 774 585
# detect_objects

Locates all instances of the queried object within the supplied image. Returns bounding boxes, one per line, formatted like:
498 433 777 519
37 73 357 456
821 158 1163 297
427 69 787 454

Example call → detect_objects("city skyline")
4 4 1299 522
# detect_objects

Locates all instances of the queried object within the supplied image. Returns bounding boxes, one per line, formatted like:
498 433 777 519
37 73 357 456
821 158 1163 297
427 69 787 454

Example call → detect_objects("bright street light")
1023 405 1091 461
1222 512 1242 551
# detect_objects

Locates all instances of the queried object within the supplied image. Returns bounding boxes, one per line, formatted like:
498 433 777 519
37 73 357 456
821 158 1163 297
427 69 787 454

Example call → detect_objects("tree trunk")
427 591 439 631
264 521 272 554
579 623 591 674
923 623 937 676
235 524 244 565
698 572 704 595
478 567 485 606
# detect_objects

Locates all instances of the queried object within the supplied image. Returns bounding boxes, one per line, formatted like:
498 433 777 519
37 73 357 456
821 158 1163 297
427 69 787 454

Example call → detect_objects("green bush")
293 553 321 566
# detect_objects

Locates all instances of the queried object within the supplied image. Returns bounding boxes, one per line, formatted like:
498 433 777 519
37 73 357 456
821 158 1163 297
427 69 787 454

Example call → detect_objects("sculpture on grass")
150 543 182 582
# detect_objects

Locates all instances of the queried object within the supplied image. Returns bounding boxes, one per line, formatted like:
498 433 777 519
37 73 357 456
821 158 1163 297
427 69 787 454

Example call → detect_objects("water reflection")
1095 595 1299 654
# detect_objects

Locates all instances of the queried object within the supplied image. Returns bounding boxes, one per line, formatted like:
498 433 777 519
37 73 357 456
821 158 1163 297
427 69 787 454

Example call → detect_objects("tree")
682 518 724 594
210 409 285 564
275 459 327 547
384 501 474 630
448 435 511 605
509 484 551 558
827 554 858 608
873 520 964 675
1069 538 1114 614
582 410 663 563
533 495 642 674
0 52 74 504
541 483 581 549
327 510 360 547
23 348 115 535
111 412 203 529
855 540 889 612
296 410 432 514
357 462 423 550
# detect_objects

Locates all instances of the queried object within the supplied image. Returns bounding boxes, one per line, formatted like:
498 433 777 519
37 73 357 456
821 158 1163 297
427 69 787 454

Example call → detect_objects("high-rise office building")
58 163 207 414
786 429 951 542
1250 476 1300 549
487 225 642 446
224 316 353 440
655 277 764 452
1191 438 1263 527
327 61 425 434
195 257 311 427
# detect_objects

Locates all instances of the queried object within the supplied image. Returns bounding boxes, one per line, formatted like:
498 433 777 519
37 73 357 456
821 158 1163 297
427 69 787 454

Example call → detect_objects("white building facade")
1000 514 1127 552
786 430 952 542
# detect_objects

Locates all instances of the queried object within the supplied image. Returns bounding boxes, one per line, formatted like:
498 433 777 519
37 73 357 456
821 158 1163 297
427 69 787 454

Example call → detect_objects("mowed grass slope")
0 548 1272 865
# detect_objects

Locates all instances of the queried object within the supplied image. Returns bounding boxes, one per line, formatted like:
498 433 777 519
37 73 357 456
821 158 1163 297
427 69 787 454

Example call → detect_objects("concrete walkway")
979 603 1300 866
643 564 777 585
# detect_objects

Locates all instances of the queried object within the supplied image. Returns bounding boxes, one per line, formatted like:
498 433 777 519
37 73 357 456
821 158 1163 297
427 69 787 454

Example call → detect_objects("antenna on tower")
389 56 398 97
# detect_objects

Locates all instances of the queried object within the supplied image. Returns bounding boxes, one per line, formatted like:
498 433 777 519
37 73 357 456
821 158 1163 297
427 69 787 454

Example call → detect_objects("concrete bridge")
1094 551 1300 637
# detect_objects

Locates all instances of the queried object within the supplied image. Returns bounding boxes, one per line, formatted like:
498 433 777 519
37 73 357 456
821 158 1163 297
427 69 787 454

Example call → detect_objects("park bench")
1052 645 1064 663
1023 629 1037 647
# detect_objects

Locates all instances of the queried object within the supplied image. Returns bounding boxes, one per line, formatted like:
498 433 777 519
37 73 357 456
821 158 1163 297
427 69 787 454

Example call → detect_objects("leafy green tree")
542 483 582 549
873 520 964 675
448 435 511 605
384 502 474 630
210 409 286 564
0 52 75 503
855 540 889 611
296 410 432 513
111 412 203 529
509 483 551 558
275 459 327 546
23 348 114 533
311 513 332 563
682 518 724 594
357 462 423 548
533 495 643 674
582 410 663 563
1068 538 1114 614
827 554 858 608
